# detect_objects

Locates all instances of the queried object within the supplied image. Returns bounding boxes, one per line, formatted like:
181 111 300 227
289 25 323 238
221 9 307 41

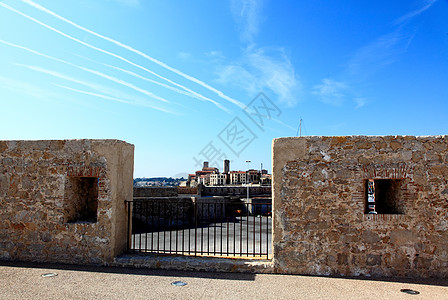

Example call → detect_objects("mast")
296 118 303 137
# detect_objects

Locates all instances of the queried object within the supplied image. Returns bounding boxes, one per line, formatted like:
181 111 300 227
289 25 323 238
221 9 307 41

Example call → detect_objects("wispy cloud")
230 0 264 43
0 75 57 100
312 79 367 109
217 46 300 107
312 0 437 109
17 0 245 110
354 97 367 109
347 0 437 76
246 47 299 106
395 0 438 25
345 30 414 79
312 79 348 106
108 0 140 8
205 50 225 59
223 0 300 107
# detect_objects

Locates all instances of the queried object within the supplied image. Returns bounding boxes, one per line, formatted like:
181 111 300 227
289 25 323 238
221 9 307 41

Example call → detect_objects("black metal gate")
126 198 272 259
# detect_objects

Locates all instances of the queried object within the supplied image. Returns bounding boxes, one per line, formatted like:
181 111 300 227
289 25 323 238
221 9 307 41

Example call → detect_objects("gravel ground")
0 261 447 300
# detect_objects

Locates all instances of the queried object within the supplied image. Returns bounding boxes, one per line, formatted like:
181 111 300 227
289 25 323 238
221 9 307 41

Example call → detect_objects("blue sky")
1 0 447 177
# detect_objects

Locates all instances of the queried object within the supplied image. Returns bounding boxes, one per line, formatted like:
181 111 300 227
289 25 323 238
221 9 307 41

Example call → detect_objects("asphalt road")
131 216 272 258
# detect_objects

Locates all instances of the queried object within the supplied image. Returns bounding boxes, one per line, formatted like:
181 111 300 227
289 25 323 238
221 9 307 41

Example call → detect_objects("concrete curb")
113 254 274 273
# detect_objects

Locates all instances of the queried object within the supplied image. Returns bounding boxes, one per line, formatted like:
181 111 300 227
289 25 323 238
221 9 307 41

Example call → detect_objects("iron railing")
126 198 272 259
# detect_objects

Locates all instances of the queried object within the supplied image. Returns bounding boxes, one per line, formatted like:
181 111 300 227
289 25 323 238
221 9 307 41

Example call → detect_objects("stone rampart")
201 186 271 197
0 139 134 265
133 186 177 197
272 136 448 278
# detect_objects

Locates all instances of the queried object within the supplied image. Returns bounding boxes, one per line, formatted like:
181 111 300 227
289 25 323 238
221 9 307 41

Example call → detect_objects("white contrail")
53 83 175 114
72 52 230 112
104 64 230 112
76 65 169 103
0 39 170 103
19 62 170 106
2 39 208 109
52 83 132 104
0 39 66 65
1 2 230 111
20 0 246 109
16 63 107 92
16 63 175 113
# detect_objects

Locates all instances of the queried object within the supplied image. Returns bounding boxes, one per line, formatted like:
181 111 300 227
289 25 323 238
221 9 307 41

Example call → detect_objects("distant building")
210 173 226 186
187 160 271 187
223 159 230 174
247 169 261 184
261 173 271 185
230 171 246 185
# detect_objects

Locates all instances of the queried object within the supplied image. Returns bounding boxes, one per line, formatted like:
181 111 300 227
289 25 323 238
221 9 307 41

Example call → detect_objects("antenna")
296 118 303 137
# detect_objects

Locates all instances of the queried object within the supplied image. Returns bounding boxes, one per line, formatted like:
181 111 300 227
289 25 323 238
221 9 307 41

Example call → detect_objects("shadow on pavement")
0 259 257 281
290 273 448 287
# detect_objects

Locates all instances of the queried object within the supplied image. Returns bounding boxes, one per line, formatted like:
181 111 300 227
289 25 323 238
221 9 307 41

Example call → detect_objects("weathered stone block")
362 230 380 244
273 135 448 278
0 139 134 265
389 230 419 246
366 254 381 266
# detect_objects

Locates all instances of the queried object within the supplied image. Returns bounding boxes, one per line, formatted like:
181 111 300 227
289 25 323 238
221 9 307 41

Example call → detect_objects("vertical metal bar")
201 202 204 255
163 201 166 253
194 201 198 256
175 200 179 254
150 201 154 252
246 202 249 256
259 204 262 257
189 201 192 255
253 203 256 256
227 204 230 256
233 206 236 256
144 200 148 252
138 201 142 252
239 207 243 256
126 201 131 252
208 203 211 255
133 201 136 251
213 202 216 256
266 204 270 259
203 202 210 254
156 200 160 252
182 201 185 255
169 200 172 254
220 202 223 256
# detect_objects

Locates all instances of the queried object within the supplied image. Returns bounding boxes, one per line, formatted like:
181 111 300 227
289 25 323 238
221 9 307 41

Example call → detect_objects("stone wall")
272 136 448 278
177 186 198 195
0 139 134 265
201 186 271 197
131 197 231 232
133 186 177 198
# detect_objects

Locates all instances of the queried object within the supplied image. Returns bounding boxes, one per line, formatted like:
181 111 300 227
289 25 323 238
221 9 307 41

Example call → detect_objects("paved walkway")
1 261 447 300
